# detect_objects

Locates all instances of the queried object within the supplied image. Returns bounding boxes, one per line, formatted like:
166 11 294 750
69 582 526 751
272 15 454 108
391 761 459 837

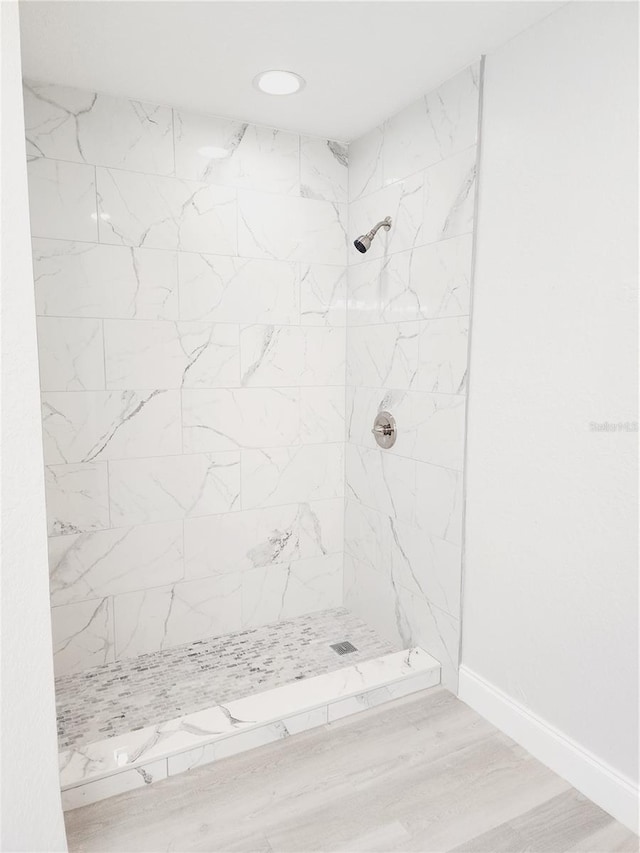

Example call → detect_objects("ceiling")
19 1 564 141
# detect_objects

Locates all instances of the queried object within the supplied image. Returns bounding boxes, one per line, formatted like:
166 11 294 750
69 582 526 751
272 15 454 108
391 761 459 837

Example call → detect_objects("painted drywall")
463 0 638 814
0 3 67 849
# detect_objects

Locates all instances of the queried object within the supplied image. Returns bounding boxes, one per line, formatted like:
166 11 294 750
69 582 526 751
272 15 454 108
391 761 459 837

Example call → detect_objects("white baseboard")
458 665 639 835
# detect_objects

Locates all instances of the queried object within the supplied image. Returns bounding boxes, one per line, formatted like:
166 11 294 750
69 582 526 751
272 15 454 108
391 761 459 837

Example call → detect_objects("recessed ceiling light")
253 70 305 96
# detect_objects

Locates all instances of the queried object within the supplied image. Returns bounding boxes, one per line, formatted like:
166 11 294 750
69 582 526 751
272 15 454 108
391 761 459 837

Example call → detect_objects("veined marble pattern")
184 498 344 578
58 642 438 800
51 597 114 676
108 452 240 526
41 390 182 464
104 320 240 389
299 387 345 444
96 167 237 254
240 325 345 387
49 521 184 607
300 137 348 203
177 253 298 324
174 113 299 195
241 444 344 509
36 317 105 391
300 264 347 326
27 158 97 242
45 462 109 536
344 63 480 691
24 81 174 174
32 239 179 321
56 608 397 751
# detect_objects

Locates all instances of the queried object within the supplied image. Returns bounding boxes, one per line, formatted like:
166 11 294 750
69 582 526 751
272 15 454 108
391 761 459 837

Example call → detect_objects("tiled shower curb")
60 647 440 810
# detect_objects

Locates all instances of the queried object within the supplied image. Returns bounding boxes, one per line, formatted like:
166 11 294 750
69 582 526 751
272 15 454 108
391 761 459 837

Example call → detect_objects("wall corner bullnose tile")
23 78 350 673
345 61 481 691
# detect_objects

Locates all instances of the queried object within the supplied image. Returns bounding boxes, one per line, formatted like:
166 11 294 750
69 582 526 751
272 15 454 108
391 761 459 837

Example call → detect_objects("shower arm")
365 217 392 240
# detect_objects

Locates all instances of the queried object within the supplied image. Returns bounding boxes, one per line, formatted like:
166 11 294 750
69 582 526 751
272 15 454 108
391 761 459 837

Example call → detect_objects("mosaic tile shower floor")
56 608 398 750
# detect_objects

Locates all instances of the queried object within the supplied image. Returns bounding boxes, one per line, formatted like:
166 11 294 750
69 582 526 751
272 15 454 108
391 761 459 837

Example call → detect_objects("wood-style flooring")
64 687 639 853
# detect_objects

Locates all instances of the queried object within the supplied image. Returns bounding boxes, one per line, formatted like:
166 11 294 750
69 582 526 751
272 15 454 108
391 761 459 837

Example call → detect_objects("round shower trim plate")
253 70 306 95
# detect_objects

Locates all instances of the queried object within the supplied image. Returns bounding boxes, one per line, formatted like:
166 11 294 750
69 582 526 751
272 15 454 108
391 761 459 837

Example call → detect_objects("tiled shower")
24 61 480 803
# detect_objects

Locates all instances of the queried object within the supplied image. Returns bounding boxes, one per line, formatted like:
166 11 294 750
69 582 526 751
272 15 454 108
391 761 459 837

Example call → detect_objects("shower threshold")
57 608 441 810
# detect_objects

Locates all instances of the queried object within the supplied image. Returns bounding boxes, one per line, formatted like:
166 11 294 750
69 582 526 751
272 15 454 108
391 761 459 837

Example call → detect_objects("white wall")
0 3 67 849
461 0 638 832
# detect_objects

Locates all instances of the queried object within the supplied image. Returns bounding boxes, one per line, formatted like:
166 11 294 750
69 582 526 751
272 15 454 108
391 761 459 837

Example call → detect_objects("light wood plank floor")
65 687 639 853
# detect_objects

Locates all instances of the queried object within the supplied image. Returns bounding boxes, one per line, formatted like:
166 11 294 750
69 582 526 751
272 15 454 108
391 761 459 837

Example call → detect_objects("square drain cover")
330 641 358 655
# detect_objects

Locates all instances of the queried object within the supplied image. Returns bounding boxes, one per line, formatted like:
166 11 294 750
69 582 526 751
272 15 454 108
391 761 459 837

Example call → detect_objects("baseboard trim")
458 665 639 834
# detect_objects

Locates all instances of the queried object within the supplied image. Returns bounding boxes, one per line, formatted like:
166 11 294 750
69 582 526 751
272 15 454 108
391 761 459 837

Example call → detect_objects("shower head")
353 216 392 253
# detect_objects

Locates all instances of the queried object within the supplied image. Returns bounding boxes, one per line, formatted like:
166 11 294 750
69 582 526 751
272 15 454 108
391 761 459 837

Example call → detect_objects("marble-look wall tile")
182 388 299 452
416 316 468 394
184 498 343 578
114 575 243 659
343 554 403 647
348 126 384 202
422 147 476 244
97 168 237 254
300 137 348 203
52 597 114 676
346 322 420 389
36 317 105 391
389 518 461 618
104 320 240 389
238 191 347 265
300 264 347 326
407 235 472 319
178 253 298 325
174 112 299 195
241 553 342 629
382 64 480 185
240 325 345 387
392 391 466 469
349 173 424 263
42 390 182 464
242 443 344 509
24 81 174 174
45 462 109 536
108 452 240 526
32 240 179 321
27 158 97 241
49 521 184 605
299 387 345 444
344 500 391 575
345 443 415 525
414 461 463 546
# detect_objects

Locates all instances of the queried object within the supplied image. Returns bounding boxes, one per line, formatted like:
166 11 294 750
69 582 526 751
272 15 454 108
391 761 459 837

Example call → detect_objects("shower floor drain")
330 641 358 655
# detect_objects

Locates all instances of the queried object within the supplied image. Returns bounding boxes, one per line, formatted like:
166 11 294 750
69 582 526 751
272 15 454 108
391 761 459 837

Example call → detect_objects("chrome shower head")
353 216 392 253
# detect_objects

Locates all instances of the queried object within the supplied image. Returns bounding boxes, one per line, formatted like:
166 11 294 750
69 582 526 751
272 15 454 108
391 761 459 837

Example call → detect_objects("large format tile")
238 191 347 265
182 388 300 452
241 443 344 508
114 575 243 658
344 499 391 575
416 316 469 394
108 452 240 526
27 158 97 241
45 462 109 536
348 125 384 202
241 553 343 629
382 64 480 185
300 264 347 326
49 521 184 605
41 390 182 464
414 460 463 545
24 81 174 174
184 498 344 578
240 325 345 387
178 253 298 324
97 168 237 253
299 387 345 444
346 322 420 389
36 317 105 391
51 597 114 676
174 112 299 194
32 239 179 320
391 391 467 469
104 320 240 389
422 146 476 244
300 137 348 203
345 443 415 524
